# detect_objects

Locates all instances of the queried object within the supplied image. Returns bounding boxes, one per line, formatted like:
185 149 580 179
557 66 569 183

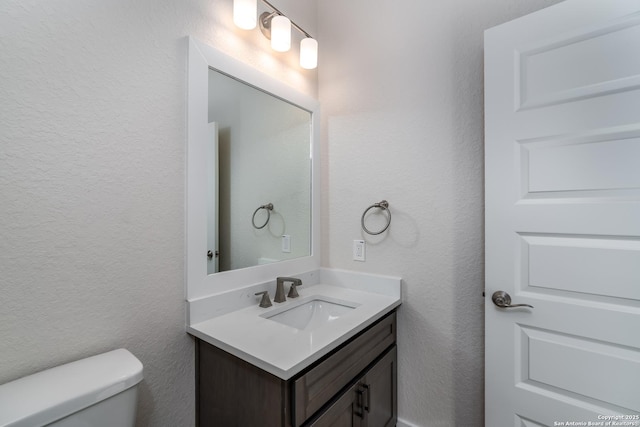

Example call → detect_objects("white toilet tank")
0 348 143 427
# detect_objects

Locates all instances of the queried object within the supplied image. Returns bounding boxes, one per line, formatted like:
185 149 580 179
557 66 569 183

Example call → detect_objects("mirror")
187 37 320 300
208 69 311 274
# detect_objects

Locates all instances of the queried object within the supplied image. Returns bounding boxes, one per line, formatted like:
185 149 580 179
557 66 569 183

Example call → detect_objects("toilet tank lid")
0 348 143 427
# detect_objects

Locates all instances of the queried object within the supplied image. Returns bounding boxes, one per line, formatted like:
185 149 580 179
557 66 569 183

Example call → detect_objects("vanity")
188 271 401 427
195 312 396 426
186 37 401 426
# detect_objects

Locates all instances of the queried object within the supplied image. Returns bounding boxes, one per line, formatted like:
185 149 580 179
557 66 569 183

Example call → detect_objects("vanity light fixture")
233 0 318 69
270 14 291 52
299 37 318 70
233 0 257 30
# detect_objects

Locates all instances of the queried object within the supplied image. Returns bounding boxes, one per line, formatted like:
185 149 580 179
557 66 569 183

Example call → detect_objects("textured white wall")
317 1 562 426
0 0 316 426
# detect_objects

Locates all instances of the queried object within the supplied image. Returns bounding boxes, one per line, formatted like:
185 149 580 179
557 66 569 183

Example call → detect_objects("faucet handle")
255 291 272 308
287 282 302 298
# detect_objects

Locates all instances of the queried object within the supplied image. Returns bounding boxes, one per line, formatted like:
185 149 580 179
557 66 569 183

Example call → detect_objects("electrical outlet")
353 240 365 261
282 235 291 253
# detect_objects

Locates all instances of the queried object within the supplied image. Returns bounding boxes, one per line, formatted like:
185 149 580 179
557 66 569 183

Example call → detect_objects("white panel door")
485 1 640 426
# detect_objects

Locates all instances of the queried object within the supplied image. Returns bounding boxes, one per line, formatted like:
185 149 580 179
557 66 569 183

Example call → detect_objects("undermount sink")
263 297 359 331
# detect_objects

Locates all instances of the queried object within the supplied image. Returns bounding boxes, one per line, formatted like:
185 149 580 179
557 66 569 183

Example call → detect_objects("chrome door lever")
491 291 533 309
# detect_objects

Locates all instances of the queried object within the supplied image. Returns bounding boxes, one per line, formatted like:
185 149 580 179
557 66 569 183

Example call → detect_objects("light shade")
233 0 257 30
271 15 291 52
300 38 318 69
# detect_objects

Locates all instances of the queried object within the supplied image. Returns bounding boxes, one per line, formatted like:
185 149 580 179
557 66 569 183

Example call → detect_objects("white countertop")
187 269 401 380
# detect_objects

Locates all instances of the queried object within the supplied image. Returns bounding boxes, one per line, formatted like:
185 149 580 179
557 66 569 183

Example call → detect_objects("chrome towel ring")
361 200 391 235
252 203 274 229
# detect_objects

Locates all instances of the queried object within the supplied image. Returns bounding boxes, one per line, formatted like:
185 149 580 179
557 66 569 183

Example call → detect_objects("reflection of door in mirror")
207 122 219 274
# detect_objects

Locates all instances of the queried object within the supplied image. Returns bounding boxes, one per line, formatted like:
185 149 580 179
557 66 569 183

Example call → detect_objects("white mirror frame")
187 37 321 300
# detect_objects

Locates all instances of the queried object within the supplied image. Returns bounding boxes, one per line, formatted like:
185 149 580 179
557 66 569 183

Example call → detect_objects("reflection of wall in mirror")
208 70 311 272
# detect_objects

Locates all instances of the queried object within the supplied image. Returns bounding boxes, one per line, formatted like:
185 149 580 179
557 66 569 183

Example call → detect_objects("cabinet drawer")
293 312 396 426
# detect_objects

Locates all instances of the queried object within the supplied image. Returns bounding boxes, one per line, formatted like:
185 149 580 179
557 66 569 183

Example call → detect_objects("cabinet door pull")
362 383 371 413
355 385 365 418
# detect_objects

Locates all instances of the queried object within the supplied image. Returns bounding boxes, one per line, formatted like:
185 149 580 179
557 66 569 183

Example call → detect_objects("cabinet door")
196 340 290 427
308 381 364 427
363 347 397 427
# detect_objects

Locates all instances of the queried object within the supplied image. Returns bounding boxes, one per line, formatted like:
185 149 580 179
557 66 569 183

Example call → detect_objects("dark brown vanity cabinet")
195 311 397 427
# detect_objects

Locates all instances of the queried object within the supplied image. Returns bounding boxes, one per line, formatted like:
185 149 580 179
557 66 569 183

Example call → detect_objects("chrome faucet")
275 277 302 303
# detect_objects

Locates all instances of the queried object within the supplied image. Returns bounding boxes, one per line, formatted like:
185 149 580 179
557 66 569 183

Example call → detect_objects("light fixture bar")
235 0 318 69
259 0 313 39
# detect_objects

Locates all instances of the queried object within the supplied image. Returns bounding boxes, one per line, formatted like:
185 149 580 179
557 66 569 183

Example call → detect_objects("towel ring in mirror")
252 203 274 229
